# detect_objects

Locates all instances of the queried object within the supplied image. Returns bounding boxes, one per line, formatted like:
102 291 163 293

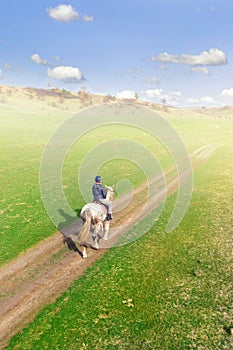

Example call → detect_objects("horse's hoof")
82 253 87 258
94 243 99 249
103 236 108 241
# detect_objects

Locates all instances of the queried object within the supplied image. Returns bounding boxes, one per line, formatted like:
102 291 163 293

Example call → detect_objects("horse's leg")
103 221 110 240
92 223 101 249
82 245 87 258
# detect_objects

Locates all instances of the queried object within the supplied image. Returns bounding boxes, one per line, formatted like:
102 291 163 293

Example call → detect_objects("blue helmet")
95 175 102 183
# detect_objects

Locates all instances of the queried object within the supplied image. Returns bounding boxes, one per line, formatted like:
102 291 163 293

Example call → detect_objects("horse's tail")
79 209 92 243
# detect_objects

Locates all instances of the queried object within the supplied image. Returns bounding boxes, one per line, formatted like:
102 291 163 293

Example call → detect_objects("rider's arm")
92 184 99 200
101 185 106 199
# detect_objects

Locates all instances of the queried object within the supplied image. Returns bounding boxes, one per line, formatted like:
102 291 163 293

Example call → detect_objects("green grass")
1 99 233 348
1 102 233 266
0 105 70 264
6 143 233 349
0 107 170 264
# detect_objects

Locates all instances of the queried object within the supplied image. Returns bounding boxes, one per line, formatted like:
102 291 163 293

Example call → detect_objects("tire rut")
0 144 220 349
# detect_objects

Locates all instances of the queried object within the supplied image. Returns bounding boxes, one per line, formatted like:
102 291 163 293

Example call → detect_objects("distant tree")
160 97 169 111
78 88 93 106
61 88 72 97
103 94 116 103
160 97 167 105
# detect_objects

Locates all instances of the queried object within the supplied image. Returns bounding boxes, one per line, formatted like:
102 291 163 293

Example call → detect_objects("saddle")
93 200 107 214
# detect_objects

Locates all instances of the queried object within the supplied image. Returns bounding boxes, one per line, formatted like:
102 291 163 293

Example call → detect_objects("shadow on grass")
58 209 84 257
58 209 98 258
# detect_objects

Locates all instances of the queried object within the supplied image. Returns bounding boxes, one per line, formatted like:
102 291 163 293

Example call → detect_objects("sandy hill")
0 84 233 119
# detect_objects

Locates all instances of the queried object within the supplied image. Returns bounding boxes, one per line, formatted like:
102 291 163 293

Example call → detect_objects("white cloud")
171 91 182 99
0 69 2 78
185 96 217 106
152 48 227 66
142 88 164 99
4 63 12 71
186 97 200 104
47 4 79 22
191 66 210 75
127 68 142 74
31 53 51 66
142 89 184 105
3 63 22 73
220 88 233 97
83 15 93 22
47 66 84 83
142 77 159 84
140 88 221 107
200 96 215 104
116 90 136 99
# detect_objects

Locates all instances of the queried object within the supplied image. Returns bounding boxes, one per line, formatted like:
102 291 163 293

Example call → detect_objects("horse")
70 185 114 258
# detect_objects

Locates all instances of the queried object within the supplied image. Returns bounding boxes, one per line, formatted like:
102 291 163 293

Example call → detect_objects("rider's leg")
99 199 113 220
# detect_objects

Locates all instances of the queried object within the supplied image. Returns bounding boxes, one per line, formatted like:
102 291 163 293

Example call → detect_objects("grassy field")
0 102 70 264
6 143 233 349
0 100 172 264
1 87 233 348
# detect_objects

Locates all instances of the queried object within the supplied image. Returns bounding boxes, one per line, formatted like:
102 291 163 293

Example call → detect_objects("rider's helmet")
95 175 102 183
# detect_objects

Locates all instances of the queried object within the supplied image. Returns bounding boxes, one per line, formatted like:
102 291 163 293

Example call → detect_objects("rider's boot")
106 213 113 221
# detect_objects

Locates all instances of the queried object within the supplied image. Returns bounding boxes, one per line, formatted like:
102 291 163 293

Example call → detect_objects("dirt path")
0 144 220 349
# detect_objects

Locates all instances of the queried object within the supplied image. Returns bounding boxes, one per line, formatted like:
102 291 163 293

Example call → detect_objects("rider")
92 175 113 221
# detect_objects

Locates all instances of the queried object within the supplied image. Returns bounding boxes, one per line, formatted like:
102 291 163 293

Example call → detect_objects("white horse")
70 185 114 258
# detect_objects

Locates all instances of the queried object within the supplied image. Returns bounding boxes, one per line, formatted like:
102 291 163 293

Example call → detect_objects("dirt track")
0 144 219 349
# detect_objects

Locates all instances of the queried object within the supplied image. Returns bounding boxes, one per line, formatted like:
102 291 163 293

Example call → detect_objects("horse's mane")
105 185 114 201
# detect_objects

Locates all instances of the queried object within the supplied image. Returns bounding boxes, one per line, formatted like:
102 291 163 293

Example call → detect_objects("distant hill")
0 84 173 113
0 85 232 118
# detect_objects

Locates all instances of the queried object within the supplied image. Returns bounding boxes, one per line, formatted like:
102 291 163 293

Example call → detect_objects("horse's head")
105 185 114 201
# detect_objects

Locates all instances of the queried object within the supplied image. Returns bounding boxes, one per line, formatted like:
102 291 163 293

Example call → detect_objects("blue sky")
1 0 233 106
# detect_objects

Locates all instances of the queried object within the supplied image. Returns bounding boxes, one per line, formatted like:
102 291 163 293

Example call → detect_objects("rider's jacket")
92 183 106 201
